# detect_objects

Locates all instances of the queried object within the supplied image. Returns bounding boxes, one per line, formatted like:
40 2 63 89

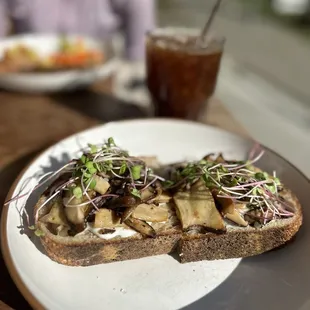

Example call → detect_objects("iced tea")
146 28 225 120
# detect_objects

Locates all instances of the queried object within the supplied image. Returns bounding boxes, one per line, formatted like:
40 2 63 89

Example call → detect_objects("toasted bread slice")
35 195 182 266
34 185 302 266
179 187 303 263
39 224 181 266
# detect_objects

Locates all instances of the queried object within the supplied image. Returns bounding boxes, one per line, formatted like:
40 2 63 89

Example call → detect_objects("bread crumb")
120 288 127 294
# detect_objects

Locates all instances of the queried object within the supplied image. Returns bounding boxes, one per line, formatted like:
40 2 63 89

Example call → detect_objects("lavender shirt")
0 0 155 61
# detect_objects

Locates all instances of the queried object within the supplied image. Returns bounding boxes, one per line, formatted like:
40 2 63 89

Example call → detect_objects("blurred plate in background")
0 34 117 93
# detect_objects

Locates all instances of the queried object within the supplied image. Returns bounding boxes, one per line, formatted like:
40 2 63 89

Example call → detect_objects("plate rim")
1 118 309 310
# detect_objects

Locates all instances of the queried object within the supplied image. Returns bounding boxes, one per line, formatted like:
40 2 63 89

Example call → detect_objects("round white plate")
0 34 116 93
1 119 309 310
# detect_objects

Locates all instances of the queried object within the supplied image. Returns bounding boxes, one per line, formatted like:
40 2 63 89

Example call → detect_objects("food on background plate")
0 37 104 73
5 138 303 266
48 36 104 70
0 44 41 73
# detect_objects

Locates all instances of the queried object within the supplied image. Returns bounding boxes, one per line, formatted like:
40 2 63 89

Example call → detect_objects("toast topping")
6 137 297 240
163 150 295 230
14 137 179 239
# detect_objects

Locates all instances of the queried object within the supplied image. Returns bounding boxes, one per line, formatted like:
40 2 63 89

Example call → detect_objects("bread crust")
40 228 181 266
35 186 303 266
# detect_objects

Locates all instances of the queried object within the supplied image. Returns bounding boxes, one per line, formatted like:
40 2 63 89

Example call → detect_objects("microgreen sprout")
34 229 45 237
131 188 141 198
73 186 83 199
131 165 142 180
119 162 127 175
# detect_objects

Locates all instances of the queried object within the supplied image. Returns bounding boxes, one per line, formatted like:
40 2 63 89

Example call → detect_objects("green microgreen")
130 188 141 198
85 161 97 174
89 144 98 154
34 229 45 237
94 162 102 172
86 178 97 190
162 180 174 189
107 137 115 147
82 170 92 179
131 165 142 180
119 162 127 175
73 186 83 199
80 154 87 164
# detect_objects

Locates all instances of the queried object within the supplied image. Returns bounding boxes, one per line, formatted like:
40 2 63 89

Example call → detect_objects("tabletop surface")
0 81 248 310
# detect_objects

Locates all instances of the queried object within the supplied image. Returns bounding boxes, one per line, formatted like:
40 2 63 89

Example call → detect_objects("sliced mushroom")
226 212 248 227
146 191 172 204
107 195 137 209
141 183 171 204
63 191 95 225
211 190 248 227
124 217 156 237
202 153 226 164
173 188 225 232
121 205 138 222
203 153 216 161
137 156 161 169
40 200 69 226
191 179 207 191
93 175 110 195
215 153 226 163
94 208 126 228
155 192 172 203
106 195 139 223
132 203 169 222
56 225 70 237
141 187 155 201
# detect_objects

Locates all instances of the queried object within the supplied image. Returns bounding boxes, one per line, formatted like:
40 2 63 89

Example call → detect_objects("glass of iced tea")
146 27 225 120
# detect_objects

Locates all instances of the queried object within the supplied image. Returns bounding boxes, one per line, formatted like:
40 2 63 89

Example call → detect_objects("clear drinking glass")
146 27 225 120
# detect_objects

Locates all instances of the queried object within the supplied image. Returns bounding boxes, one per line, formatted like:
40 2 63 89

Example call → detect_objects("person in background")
0 0 156 62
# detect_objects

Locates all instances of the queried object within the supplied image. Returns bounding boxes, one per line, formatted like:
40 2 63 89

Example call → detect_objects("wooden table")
0 82 248 309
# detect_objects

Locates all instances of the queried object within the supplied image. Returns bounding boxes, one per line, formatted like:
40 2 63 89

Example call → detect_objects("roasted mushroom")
56 225 70 237
63 191 95 225
211 190 248 227
94 208 126 228
141 187 156 201
40 199 69 226
124 217 156 237
173 187 225 232
137 156 161 169
132 203 169 222
92 175 110 195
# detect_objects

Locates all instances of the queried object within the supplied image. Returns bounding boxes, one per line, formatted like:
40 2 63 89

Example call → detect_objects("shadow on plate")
49 89 150 122
17 152 73 255
0 149 80 309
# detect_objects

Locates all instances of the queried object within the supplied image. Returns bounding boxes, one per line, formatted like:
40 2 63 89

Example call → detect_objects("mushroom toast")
6 138 302 266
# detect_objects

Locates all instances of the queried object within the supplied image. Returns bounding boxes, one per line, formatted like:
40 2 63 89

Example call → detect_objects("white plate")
1 119 309 310
0 34 116 93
